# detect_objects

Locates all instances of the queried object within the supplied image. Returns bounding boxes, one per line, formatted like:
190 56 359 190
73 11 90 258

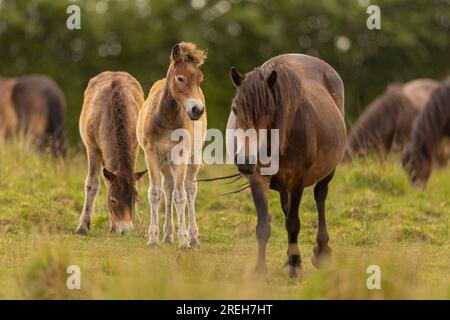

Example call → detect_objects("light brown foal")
77 71 147 235
137 42 207 248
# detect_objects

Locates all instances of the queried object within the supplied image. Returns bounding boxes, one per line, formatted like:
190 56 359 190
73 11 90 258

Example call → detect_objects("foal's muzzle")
186 99 205 120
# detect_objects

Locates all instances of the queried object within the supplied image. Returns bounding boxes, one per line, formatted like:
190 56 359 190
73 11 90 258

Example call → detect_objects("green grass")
0 142 449 299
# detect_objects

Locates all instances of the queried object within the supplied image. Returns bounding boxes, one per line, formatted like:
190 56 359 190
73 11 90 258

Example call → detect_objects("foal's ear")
230 67 244 87
172 44 182 62
134 169 148 181
103 168 116 182
267 70 277 88
203 48 208 58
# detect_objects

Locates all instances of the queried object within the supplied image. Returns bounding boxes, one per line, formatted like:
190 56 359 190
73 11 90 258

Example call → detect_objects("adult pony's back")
345 79 438 160
227 54 346 277
11 75 67 156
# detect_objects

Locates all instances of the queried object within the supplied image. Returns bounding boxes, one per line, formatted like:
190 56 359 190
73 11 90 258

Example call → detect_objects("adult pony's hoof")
311 246 332 269
253 263 268 276
75 223 89 235
286 254 301 278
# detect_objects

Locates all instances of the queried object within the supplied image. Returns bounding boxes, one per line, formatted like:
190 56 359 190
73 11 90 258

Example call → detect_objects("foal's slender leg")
185 163 200 246
248 173 271 273
76 150 101 234
285 183 304 278
145 152 162 247
172 164 189 249
311 170 334 268
161 166 174 243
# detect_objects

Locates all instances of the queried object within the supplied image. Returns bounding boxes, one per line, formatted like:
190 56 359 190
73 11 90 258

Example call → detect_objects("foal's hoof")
162 234 174 244
147 240 159 248
75 223 89 235
311 246 332 269
188 235 200 247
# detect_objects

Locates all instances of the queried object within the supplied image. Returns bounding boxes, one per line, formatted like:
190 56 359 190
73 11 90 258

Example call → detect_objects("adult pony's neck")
410 79 450 161
110 79 134 176
235 63 303 152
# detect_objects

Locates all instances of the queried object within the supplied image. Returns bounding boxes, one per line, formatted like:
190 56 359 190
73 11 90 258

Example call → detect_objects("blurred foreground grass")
0 142 449 299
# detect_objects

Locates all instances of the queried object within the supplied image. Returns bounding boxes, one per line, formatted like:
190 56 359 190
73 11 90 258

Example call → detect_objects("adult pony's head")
229 63 301 175
166 42 207 120
103 168 147 233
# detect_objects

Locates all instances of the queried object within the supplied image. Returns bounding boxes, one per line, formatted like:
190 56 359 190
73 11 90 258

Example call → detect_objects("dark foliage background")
0 0 449 146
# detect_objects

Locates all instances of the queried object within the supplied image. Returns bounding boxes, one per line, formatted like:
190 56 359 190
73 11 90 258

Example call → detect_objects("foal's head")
103 168 147 234
167 42 207 120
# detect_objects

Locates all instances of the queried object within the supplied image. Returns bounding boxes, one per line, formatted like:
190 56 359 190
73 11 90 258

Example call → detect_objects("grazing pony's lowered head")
167 42 207 121
229 64 301 175
103 168 147 234
401 143 431 189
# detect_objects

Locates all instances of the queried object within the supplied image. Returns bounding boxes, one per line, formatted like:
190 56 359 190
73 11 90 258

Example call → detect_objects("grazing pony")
77 71 147 235
227 54 346 277
345 79 438 161
402 77 450 188
137 42 207 248
0 78 18 140
0 75 67 156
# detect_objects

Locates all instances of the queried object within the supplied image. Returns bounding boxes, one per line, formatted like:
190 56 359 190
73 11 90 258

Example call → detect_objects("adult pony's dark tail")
45 86 67 158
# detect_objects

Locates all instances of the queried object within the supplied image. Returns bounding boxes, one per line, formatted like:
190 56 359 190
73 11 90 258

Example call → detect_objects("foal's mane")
347 83 414 156
110 79 134 179
410 77 450 160
235 62 303 152
170 42 206 66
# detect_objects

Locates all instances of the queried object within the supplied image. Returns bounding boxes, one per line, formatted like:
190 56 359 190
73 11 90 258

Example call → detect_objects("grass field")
0 142 449 299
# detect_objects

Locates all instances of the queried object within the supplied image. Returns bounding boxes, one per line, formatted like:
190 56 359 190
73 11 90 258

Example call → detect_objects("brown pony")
227 54 346 277
345 79 438 160
1 75 67 156
0 78 17 140
76 71 147 235
137 42 207 248
402 77 450 188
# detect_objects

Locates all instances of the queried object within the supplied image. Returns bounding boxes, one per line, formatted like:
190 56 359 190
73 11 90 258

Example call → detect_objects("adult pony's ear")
230 67 244 87
103 168 116 182
134 169 148 181
172 44 182 62
267 70 277 88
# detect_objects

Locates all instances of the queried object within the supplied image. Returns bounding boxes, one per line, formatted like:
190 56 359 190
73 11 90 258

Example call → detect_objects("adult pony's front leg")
76 150 101 235
311 171 334 268
248 173 271 274
172 164 190 249
285 183 304 278
185 164 200 247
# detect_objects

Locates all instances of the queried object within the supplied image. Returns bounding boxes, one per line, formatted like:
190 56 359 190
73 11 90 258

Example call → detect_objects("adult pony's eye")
175 75 185 83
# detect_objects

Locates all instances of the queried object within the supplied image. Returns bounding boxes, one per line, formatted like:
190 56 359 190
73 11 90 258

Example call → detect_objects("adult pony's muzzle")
234 154 257 175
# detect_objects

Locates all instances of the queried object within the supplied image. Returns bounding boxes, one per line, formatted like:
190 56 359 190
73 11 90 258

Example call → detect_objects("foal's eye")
232 105 237 113
175 75 185 83
110 197 119 206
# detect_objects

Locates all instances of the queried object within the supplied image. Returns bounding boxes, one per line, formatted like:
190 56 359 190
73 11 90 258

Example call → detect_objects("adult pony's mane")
234 62 303 152
346 83 415 158
170 42 206 66
409 77 450 160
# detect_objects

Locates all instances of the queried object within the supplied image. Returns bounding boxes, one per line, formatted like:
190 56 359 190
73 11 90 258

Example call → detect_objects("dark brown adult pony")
402 77 450 189
11 75 67 157
0 77 17 140
344 79 438 160
227 54 346 277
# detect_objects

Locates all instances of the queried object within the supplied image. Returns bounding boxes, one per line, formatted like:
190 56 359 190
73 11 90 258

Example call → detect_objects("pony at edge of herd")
1 42 449 278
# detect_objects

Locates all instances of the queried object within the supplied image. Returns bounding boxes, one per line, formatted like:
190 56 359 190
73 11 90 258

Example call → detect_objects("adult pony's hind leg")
249 173 271 274
311 170 335 268
185 163 200 247
76 149 101 235
285 183 304 278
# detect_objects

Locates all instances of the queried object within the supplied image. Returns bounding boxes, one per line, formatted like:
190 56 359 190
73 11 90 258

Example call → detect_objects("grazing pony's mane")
409 77 450 161
110 79 134 181
169 42 206 66
346 83 416 158
234 63 302 152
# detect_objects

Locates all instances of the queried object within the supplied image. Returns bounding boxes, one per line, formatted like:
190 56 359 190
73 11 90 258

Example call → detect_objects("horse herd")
0 42 449 277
